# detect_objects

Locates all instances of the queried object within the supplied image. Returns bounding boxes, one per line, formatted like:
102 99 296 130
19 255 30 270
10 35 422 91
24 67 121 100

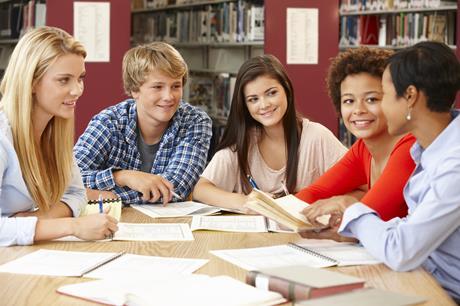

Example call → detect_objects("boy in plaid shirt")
74 42 212 205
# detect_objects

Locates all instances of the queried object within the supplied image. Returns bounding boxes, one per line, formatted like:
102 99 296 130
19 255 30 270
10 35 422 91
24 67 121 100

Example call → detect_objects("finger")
103 206 112 214
140 188 151 202
106 215 118 224
157 184 171 206
108 221 119 233
149 188 160 203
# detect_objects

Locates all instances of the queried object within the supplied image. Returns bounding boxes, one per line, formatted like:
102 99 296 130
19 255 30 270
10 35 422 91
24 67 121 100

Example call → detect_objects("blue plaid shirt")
74 99 212 204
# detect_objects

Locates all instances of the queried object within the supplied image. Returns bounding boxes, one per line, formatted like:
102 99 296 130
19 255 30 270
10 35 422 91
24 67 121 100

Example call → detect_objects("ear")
404 85 418 108
131 90 139 100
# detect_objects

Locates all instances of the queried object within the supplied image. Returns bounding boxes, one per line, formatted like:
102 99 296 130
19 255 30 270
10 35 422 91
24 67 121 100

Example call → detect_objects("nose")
163 87 174 101
70 80 84 97
259 97 270 109
352 99 367 115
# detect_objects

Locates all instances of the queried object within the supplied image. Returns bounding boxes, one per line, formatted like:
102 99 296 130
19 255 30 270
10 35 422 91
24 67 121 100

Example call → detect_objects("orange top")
295 134 416 221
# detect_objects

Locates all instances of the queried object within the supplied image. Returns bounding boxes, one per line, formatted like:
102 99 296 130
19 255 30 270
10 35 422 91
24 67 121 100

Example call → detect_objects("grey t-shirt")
136 128 160 173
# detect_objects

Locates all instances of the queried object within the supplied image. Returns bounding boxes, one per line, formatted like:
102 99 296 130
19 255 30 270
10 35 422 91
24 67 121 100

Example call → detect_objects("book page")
84 254 208 279
113 223 194 241
132 201 221 218
190 215 268 232
58 275 285 306
211 245 336 271
0 249 121 277
266 219 295 233
297 239 381 266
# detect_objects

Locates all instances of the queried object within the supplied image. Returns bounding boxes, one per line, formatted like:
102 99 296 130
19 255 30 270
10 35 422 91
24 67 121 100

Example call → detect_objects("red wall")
46 0 131 138
264 0 339 135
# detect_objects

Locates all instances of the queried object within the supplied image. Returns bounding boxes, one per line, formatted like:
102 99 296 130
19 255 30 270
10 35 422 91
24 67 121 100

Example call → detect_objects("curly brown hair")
327 47 393 113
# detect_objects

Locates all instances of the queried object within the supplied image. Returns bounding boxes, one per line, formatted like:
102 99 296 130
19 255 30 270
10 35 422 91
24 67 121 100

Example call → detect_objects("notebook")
211 241 380 271
296 288 426 306
57 274 286 306
246 189 330 232
82 197 122 221
132 201 221 218
0 249 207 278
190 215 297 233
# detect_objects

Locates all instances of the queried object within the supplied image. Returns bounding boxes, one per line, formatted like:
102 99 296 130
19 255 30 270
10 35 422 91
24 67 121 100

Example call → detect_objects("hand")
299 227 358 243
72 207 118 240
302 195 358 227
114 170 174 205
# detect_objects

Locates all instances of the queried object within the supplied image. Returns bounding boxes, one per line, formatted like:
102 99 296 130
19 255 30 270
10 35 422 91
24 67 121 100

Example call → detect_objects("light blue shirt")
0 112 87 246
339 110 460 300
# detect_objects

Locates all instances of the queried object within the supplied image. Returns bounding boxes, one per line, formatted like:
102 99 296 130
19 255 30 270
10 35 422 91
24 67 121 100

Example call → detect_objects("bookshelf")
337 0 460 146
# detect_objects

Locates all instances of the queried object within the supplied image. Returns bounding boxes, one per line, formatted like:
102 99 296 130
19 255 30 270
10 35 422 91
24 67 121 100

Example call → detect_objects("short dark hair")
327 47 393 113
387 41 460 112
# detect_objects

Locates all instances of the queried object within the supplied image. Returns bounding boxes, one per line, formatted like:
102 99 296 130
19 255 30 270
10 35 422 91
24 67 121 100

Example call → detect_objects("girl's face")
340 72 388 141
244 75 288 129
381 67 410 136
33 53 85 121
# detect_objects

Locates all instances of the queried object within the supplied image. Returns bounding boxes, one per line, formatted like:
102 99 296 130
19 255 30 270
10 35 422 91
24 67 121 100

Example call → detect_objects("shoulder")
301 119 336 140
175 101 212 125
90 99 136 128
210 147 237 163
392 134 416 152
0 112 12 140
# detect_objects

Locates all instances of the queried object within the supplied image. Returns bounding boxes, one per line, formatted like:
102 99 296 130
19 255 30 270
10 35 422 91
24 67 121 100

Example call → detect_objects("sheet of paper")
266 219 295 233
132 201 221 218
297 239 381 266
0 249 120 277
211 245 335 271
191 215 268 232
85 254 208 279
74 2 110 62
113 222 194 241
286 8 318 64
274 195 329 225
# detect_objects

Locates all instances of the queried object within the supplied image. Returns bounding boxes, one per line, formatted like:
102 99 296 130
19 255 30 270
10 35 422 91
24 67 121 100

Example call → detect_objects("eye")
267 89 277 96
246 97 258 103
152 85 162 90
342 98 353 104
58 78 69 84
172 84 182 90
366 97 380 103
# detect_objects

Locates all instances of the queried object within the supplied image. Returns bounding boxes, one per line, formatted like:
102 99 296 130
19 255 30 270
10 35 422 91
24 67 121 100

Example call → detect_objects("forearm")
193 179 247 210
34 218 75 241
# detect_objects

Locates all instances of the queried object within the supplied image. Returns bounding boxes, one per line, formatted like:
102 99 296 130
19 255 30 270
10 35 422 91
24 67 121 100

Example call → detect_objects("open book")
246 189 329 231
57 274 286 306
0 249 207 278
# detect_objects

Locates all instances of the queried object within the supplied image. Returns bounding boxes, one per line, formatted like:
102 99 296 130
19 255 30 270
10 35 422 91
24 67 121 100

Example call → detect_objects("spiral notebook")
211 241 380 271
82 198 122 221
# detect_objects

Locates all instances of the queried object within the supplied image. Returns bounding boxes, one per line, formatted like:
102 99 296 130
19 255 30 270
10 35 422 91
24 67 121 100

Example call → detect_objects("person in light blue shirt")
302 41 460 302
0 27 118 246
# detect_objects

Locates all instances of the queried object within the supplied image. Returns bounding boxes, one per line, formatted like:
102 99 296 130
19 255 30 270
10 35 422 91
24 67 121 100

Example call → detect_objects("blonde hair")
122 42 188 95
0 26 86 211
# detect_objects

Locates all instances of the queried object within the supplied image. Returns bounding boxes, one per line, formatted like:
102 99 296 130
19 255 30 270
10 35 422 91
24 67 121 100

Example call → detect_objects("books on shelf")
57 274 286 306
340 0 457 13
0 249 207 279
247 265 365 302
245 189 329 232
211 240 381 271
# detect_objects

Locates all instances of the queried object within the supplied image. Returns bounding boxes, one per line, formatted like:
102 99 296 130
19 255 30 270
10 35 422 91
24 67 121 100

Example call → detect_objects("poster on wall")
74 2 110 62
286 8 318 64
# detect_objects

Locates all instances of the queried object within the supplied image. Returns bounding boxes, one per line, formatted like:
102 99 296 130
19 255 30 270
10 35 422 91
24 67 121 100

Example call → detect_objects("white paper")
266 219 295 233
84 254 208 279
0 249 121 277
74 2 110 62
132 201 221 218
286 8 318 64
190 215 268 233
211 245 335 271
113 222 194 241
58 275 285 306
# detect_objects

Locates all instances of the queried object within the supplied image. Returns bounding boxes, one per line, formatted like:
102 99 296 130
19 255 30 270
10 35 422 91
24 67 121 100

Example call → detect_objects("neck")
137 113 168 145
363 131 400 163
412 111 452 149
261 122 285 143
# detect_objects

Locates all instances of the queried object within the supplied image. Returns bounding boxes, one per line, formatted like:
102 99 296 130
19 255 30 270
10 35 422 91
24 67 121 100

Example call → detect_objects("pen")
247 175 259 189
171 191 183 201
98 194 104 213
281 180 290 196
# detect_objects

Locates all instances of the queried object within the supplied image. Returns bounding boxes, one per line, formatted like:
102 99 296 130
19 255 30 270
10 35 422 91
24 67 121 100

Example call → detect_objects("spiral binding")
87 198 122 204
287 243 338 265
81 251 125 276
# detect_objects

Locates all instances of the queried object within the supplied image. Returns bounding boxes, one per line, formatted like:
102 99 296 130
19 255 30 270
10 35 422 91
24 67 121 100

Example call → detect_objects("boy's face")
132 70 183 128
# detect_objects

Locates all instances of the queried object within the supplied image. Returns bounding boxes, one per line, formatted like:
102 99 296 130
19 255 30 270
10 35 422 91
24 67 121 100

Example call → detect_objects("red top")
295 134 416 221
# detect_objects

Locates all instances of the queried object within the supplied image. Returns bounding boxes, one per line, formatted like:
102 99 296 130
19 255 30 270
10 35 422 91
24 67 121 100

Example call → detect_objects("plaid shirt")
74 99 212 204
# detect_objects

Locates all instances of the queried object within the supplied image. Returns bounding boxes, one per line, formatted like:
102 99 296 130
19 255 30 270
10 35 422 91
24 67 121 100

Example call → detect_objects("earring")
406 108 412 121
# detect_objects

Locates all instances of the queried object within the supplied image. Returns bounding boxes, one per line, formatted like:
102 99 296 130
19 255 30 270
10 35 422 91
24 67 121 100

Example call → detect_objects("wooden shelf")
132 0 236 13
339 44 457 50
340 5 457 16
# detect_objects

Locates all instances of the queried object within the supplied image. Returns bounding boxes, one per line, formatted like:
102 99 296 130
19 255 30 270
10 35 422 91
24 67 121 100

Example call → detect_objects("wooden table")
0 208 455 306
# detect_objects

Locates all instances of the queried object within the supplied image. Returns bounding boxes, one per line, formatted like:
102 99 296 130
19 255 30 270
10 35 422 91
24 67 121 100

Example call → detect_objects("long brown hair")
216 54 302 194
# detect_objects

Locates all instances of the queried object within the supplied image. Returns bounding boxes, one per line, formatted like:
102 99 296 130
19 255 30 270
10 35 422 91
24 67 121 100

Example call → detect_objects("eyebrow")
246 86 278 99
341 90 382 97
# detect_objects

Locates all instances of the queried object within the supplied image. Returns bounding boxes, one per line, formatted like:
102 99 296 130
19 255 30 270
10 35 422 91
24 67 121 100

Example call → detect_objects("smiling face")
33 53 85 121
244 75 288 129
132 70 183 127
340 72 388 141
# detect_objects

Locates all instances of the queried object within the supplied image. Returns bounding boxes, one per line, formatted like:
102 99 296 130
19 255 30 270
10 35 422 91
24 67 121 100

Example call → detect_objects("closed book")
247 265 365 302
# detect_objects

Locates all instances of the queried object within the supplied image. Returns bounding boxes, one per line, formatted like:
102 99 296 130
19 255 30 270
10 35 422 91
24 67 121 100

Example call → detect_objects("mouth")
157 104 175 110
63 100 77 106
259 107 278 117
350 119 374 128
